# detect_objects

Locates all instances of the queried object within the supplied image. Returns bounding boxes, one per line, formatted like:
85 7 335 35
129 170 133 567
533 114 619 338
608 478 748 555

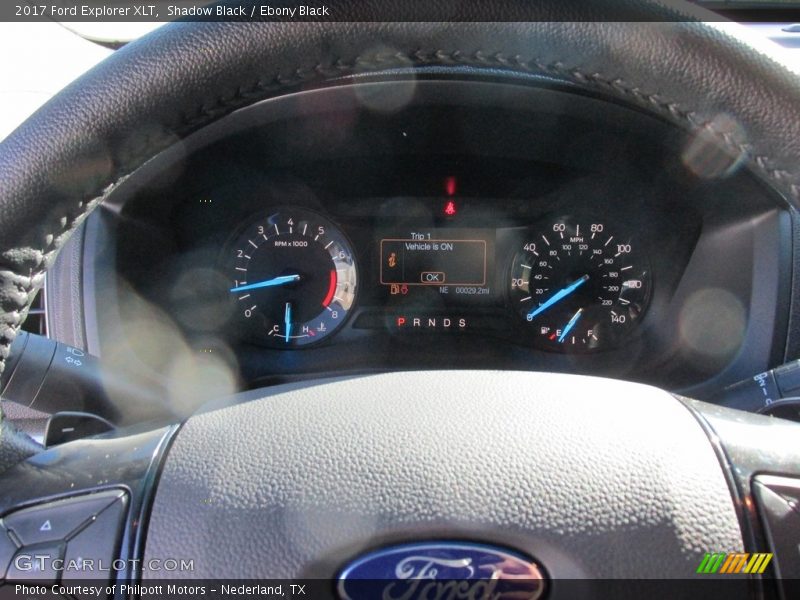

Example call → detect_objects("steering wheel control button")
62 494 127 585
0 522 17 580
3 490 123 546
4 542 64 583
756 475 800 516
753 476 800 580
60 497 127 600
337 541 547 600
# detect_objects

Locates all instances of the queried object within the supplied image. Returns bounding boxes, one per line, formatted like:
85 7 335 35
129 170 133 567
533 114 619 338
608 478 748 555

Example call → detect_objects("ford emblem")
336 541 547 600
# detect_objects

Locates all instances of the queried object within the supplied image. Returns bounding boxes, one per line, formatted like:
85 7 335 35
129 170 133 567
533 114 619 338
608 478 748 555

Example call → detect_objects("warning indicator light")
444 201 457 216
445 176 457 196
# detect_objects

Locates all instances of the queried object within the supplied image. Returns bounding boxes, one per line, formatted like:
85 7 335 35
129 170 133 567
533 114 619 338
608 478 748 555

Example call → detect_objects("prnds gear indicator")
380 237 487 286
508 219 651 352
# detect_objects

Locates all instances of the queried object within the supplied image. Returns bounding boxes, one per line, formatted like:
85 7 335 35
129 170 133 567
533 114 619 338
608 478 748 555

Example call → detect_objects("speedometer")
508 218 651 352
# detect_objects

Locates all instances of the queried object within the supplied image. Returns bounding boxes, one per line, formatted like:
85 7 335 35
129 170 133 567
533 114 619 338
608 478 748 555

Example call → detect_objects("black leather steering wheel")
2 1 800 596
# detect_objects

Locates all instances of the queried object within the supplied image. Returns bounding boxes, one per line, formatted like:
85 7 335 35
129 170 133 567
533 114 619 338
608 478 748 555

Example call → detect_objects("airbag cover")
143 371 742 579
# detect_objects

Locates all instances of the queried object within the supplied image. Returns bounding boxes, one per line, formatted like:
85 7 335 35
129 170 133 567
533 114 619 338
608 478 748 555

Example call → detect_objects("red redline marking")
322 270 337 307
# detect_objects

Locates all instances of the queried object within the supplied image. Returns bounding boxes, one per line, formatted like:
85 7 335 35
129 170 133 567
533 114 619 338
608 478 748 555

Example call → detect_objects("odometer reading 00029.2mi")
508 219 651 352
227 207 357 348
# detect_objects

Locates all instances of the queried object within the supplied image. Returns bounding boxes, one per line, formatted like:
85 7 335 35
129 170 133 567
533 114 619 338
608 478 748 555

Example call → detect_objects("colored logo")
696 552 773 574
337 541 546 600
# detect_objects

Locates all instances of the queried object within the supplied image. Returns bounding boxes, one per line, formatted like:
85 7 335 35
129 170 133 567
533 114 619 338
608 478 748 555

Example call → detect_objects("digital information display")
380 237 487 287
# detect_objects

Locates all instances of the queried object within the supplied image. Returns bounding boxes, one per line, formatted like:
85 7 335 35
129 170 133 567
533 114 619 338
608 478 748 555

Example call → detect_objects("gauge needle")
230 274 300 293
558 308 584 343
527 274 589 320
284 302 292 343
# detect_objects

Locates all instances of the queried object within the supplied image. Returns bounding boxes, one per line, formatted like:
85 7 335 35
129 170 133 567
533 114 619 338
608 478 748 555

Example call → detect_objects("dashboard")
44 77 792 410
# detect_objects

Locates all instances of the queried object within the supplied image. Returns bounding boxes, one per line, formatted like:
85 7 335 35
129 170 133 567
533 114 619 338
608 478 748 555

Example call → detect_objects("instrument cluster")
89 79 789 397
95 156 787 399
220 199 654 354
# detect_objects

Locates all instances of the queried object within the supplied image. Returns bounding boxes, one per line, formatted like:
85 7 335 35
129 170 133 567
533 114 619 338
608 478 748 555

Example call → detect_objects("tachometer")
227 207 357 347
508 219 650 351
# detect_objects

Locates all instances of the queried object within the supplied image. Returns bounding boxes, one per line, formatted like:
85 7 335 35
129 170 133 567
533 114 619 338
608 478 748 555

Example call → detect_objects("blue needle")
230 274 300 293
527 274 589 320
284 302 292 343
558 308 584 343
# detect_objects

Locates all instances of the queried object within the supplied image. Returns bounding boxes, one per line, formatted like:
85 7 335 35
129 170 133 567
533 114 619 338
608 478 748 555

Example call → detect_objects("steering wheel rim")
1 0 800 591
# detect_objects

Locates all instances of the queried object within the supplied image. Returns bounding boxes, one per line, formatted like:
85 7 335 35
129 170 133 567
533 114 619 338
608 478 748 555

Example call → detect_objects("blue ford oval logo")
337 541 547 600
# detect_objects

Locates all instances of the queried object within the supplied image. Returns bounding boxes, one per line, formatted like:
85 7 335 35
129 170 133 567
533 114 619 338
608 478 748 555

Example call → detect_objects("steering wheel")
2 1 800 597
